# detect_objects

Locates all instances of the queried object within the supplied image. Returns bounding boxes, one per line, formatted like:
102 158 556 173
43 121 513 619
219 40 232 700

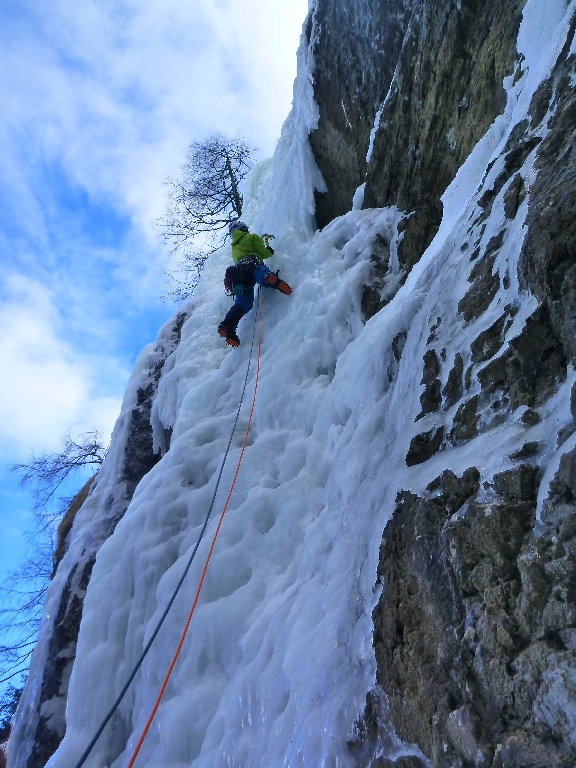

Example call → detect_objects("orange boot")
264 273 292 295
218 324 240 347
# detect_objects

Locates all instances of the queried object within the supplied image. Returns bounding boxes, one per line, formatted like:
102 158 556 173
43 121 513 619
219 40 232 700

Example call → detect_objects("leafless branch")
156 133 256 303
1 430 107 689
12 430 107 512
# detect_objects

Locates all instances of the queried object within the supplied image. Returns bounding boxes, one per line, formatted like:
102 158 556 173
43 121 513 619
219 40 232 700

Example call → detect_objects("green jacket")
231 230 272 264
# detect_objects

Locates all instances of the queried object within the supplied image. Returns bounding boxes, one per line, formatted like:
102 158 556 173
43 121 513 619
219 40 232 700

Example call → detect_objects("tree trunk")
224 154 243 216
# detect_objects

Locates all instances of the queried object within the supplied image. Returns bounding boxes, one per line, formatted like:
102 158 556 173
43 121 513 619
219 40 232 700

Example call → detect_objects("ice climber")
218 221 292 347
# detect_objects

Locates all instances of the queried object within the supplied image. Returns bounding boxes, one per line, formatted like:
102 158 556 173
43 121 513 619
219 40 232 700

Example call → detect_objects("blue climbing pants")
234 264 273 313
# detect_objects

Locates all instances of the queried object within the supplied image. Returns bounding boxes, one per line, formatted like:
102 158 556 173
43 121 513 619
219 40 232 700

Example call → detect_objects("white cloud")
0 274 124 460
0 0 309 594
0 0 309 238
0 0 308 462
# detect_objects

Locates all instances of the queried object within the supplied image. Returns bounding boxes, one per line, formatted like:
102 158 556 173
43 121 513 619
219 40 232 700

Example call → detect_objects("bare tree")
12 430 107 515
158 134 256 250
0 431 108 689
0 529 51 686
156 133 256 302
160 247 210 304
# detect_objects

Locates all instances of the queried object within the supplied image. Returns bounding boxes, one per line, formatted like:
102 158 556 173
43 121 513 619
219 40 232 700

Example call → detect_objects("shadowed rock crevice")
310 0 524 266
477 304 566 411
470 315 508 365
405 426 444 466
447 396 478 444
361 233 396 320
416 349 441 420
457 241 502 324
518 39 576 367
443 353 464 409
363 0 524 270
475 136 541 225
52 474 98 577
309 0 417 228
26 558 95 768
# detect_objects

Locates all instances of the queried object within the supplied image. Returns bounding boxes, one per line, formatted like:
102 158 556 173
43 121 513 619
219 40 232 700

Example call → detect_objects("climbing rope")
73 289 262 768
126 287 263 767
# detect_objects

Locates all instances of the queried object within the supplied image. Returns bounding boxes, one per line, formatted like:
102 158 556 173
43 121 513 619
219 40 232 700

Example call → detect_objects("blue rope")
73 294 261 768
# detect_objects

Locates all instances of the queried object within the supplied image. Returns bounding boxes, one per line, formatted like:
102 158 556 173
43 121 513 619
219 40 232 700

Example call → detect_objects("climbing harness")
224 258 259 296
73 289 263 768
126 287 263 768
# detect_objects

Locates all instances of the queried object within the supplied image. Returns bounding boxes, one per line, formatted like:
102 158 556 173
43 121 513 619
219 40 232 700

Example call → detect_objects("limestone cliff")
8 1 576 767
311 0 525 273
308 0 576 765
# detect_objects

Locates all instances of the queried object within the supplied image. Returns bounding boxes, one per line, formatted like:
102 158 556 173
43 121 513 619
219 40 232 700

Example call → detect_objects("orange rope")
126 289 263 768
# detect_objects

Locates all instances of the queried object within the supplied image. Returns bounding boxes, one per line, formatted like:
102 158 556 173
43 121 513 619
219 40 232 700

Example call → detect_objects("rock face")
371 461 576 767
345 6 576 764
518 14 576 367
310 0 525 268
52 475 97 578
309 0 416 228
11 312 189 768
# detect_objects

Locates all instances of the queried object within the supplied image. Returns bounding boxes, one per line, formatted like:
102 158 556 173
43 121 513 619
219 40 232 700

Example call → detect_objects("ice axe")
262 233 275 248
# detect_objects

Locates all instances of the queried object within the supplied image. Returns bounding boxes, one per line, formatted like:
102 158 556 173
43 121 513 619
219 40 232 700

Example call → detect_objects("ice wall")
8 1 576 767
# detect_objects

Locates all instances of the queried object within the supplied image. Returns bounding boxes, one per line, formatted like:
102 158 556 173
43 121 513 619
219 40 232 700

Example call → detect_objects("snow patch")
352 182 366 211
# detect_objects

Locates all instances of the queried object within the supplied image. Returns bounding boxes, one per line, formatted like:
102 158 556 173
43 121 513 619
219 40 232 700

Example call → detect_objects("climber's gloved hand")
266 246 274 255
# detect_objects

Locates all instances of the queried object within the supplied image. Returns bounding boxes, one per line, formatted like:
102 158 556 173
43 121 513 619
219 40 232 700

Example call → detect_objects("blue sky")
0 0 309 591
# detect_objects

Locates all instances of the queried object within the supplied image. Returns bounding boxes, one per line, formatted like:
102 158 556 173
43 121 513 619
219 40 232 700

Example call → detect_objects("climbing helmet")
229 220 249 235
